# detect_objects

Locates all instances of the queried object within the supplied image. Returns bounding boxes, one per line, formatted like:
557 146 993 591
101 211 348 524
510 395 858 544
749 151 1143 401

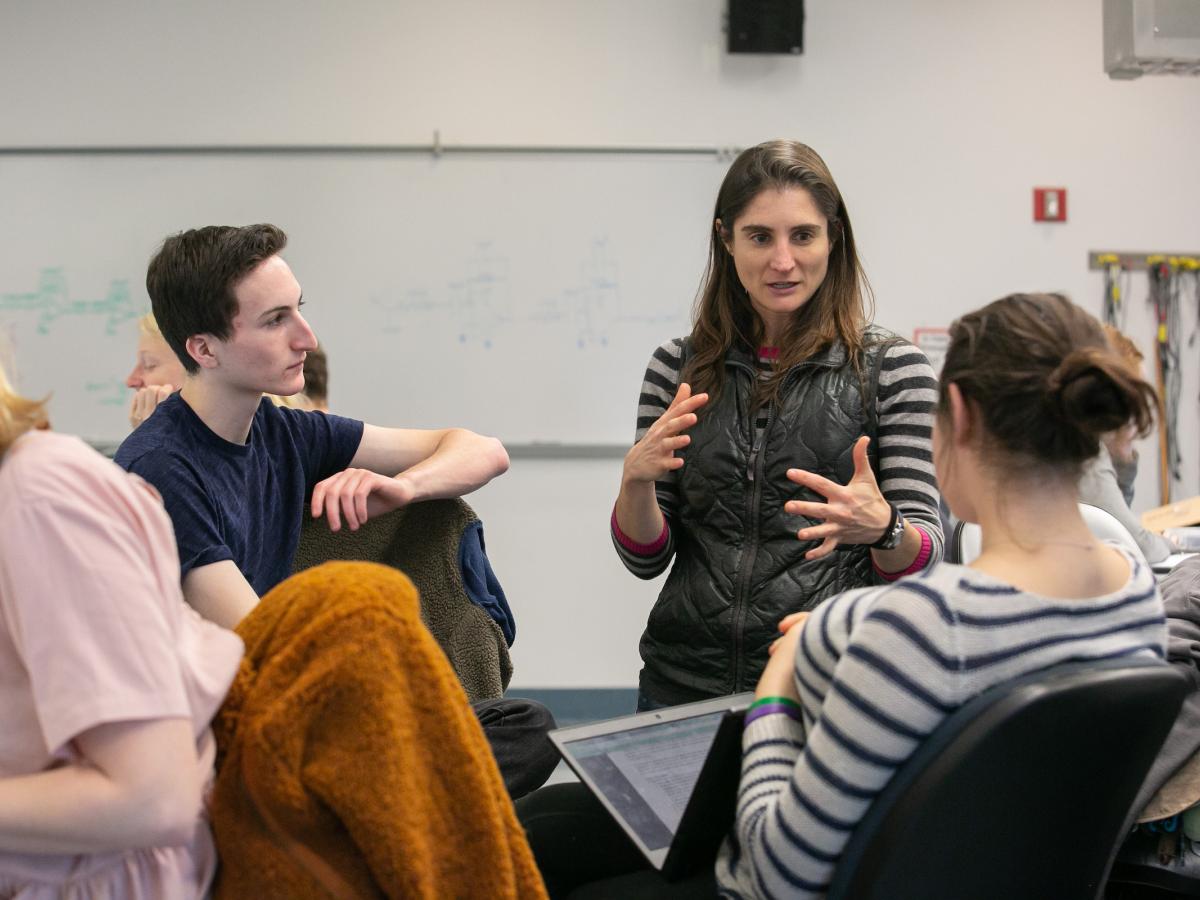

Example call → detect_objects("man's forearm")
394 429 509 503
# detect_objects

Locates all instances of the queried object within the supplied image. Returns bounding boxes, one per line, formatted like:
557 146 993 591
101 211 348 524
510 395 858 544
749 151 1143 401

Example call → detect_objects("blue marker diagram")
0 268 139 336
369 237 684 348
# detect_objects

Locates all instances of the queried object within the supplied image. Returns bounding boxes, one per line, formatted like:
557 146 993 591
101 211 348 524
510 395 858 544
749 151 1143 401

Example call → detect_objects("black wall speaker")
727 0 805 55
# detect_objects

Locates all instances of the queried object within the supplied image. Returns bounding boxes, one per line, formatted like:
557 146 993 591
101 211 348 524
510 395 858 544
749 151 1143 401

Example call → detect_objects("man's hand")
128 385 175 430
785 435 892 560
311 468 415 532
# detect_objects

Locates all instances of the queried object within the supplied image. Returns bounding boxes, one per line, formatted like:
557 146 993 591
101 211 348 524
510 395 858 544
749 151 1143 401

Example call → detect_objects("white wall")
2 0 1197 686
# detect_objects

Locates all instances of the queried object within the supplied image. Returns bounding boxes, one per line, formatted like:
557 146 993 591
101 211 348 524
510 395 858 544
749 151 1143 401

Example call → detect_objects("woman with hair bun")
613 140 944 710
521 293 1168 899
719 292 1168 897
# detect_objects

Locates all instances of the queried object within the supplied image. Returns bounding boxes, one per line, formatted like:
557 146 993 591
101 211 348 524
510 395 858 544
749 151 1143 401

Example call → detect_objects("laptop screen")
558 709 728 851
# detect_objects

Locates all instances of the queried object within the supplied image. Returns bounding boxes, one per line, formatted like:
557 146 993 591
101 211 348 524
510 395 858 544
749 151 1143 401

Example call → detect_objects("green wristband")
750 695 801 711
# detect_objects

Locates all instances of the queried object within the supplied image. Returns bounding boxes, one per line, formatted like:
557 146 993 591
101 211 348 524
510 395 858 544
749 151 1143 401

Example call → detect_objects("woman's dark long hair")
684 140 873 406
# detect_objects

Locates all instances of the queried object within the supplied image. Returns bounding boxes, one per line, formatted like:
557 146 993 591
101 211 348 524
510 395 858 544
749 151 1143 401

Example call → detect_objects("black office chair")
825 659 1186 900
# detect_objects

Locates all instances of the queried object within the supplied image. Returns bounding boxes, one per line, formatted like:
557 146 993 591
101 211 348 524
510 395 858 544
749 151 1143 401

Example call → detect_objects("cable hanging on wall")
1148 258 1184 504
1097 254 1129 328
1189 260 1200 492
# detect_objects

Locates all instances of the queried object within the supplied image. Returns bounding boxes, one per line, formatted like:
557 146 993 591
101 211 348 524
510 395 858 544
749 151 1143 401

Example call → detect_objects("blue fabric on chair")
460 519 517 646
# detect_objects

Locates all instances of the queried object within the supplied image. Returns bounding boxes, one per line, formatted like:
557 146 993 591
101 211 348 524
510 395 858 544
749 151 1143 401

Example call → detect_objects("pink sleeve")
0 496 192 756
611 506 670 556
872 525 934 582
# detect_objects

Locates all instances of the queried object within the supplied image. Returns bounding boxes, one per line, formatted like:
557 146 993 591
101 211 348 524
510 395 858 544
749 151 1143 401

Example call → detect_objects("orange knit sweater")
210 561 547 899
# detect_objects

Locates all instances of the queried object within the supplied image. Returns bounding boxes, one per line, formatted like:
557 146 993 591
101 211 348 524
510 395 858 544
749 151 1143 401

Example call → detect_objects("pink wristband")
611 506 670 556
873 524 933 581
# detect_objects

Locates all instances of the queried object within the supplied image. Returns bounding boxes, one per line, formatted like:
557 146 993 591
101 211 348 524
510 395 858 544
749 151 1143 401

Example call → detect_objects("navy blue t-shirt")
115 394 364 595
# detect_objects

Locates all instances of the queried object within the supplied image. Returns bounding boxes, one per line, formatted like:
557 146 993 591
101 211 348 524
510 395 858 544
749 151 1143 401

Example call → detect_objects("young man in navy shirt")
116 223 557 797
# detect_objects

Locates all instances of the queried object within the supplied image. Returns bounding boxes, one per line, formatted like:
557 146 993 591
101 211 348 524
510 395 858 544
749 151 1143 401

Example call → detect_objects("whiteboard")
0 152 726 445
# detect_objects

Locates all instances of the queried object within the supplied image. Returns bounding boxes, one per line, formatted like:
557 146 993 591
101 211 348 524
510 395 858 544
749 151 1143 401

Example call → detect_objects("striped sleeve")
634 338 686 440
611 339 685 578
874 341 943 575
719 584 955 899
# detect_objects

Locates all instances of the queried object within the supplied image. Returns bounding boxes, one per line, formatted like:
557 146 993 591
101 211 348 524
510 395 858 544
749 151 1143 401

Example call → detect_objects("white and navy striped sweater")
612 337 944 579
716 551 1167 899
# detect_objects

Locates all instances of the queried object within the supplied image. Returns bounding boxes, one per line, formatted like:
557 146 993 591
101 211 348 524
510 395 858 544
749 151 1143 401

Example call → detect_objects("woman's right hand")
622 383 708 485
128 384 174 430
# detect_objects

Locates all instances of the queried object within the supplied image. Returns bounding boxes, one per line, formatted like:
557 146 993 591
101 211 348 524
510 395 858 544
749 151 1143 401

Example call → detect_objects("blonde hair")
269 392 316 411
0 362 49 454
138 312 165 339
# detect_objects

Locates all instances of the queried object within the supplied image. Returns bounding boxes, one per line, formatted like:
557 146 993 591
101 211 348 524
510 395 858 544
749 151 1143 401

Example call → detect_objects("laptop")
549 692 754 881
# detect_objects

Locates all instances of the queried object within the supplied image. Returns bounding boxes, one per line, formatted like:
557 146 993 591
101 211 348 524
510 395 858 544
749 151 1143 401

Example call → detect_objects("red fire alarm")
1034 187 1067 222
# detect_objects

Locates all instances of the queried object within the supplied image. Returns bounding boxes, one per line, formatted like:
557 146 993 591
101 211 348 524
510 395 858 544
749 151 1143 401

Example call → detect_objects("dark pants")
515 782 718 899
474 696 560 799
636 688 672 712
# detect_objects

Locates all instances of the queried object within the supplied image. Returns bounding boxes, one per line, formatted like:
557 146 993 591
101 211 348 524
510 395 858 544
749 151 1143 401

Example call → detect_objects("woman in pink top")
0 364 244 899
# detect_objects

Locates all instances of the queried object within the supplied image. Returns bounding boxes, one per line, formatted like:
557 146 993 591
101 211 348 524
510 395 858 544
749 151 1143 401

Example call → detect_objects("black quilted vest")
639 330 896 704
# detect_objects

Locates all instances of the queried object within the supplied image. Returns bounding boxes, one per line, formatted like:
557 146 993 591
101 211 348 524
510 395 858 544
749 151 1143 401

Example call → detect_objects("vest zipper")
731 397 775 692
720 348 855 692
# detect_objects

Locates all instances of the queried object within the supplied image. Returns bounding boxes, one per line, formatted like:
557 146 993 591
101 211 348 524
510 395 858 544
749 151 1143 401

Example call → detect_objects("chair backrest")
953 503 1148 567
292 498 513 702
826 660 1186 900
952 518 982 564
1079 502 1149 567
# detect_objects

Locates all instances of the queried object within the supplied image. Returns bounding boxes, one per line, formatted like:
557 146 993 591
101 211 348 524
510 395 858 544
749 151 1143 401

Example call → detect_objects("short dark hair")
940 293 1157 476
146 224 288 374
303 345 328 405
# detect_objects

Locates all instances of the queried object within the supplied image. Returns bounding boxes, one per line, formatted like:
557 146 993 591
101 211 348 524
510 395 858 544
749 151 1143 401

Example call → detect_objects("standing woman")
613 141 942 708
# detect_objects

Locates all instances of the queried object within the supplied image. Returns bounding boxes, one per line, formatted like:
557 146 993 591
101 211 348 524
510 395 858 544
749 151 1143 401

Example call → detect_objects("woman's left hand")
785 435 891 560
755 613 808 702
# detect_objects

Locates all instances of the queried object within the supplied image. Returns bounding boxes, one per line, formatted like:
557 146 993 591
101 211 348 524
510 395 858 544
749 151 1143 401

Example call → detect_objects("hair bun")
1048 349 1133 436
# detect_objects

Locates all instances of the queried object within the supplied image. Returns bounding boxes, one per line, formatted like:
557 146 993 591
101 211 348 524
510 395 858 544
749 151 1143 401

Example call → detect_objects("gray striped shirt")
715 551 1167 899
612 337 943 579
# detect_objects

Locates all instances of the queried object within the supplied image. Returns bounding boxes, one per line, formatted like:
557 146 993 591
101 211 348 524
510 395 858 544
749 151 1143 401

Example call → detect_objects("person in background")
612 140 942 710
1121 554 1200 874
303 344 329 412
115 223 557 797
1078 323 1176 563
126 312 186 429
